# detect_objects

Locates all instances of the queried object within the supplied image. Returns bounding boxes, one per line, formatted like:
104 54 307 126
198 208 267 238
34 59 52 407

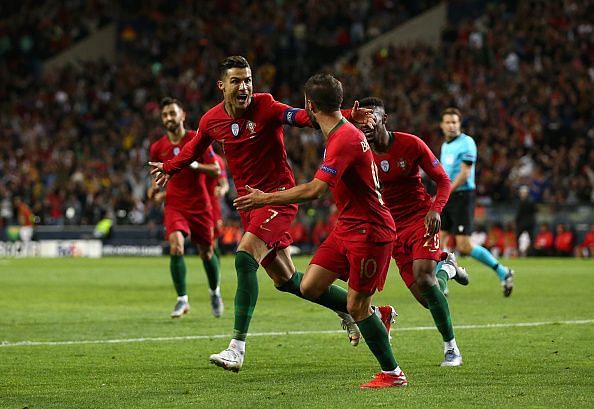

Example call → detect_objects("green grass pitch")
1 256 593 408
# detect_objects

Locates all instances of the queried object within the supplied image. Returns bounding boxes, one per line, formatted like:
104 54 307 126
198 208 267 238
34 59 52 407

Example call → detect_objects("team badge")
173 147 180 156
380 160 390 172
247 121 256 134
398 158 407 170
231 123 240 137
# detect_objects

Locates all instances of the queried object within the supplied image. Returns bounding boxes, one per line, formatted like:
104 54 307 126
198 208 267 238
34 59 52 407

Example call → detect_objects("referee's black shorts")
441 190 475 235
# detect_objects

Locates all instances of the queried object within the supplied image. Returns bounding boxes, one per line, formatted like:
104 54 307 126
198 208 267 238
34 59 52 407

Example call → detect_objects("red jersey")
373 131 450 227
206 152 227 199
314 119 395 243
582 231 594 247
150 130 216 211
162 93 312 197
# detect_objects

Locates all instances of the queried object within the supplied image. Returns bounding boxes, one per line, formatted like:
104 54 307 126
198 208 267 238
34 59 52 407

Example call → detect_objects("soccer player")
235 74 407 389
356 97 467 366
149 56 375 372
205 149 229 255
148 97 223 319
439 108 514 297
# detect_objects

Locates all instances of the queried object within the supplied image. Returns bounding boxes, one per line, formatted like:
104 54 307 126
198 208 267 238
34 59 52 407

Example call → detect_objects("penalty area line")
1 319 592 348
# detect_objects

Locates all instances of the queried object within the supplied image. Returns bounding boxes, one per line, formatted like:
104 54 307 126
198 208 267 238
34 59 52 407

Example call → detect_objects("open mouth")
237 94 249 104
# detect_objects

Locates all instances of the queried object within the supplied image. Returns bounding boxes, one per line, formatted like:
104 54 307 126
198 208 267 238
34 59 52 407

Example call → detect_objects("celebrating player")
148 97 223 318
235 74 407 389
439 108 514 296
149 56 375 372
356 97 467 366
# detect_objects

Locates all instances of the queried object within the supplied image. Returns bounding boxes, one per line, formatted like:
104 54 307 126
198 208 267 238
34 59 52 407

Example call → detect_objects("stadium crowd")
0 1 592 256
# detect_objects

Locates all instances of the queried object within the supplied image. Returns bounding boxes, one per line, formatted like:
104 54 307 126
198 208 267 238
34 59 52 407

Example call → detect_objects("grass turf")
1 256 593 408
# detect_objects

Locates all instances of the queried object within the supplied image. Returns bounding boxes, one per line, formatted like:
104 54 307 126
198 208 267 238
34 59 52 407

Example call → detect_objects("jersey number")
360 258 378 279
370 162 384 206
422 233 440 252
259 209 279 231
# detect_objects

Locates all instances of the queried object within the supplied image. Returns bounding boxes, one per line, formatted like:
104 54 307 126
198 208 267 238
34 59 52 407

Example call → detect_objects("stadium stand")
0 1 592 255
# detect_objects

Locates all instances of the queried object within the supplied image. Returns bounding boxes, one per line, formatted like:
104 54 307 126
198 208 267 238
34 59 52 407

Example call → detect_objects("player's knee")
170 244 184 256
414 272 434 290
199 247 214 260
299 283 322 300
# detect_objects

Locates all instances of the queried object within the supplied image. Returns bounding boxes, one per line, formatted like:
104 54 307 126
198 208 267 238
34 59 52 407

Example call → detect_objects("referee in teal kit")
439 107 514 297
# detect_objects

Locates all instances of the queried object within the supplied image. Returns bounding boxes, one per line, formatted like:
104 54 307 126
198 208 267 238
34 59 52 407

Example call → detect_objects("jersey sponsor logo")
432 158 440 167
173 147 180 156
320 164 337 175
380 160 390 172
444 154 455 165
231 123 240 137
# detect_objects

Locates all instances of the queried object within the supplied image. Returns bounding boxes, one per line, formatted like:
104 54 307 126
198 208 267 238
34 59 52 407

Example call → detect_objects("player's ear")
217 80 224 91
383 113 388 123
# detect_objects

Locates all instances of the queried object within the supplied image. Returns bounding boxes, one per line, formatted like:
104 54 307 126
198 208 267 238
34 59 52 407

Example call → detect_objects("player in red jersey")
148 98 223 319
356 97 468 366
149 57 375 372
235 74 406 389
205 150 229 245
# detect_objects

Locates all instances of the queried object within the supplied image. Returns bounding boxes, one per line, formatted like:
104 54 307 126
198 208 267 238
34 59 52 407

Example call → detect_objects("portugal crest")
398 158 408 170
246 120 256 134
231 123 240 137
380 160 390 172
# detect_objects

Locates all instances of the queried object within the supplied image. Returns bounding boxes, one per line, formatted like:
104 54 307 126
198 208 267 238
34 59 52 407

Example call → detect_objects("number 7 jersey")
314 119 396 243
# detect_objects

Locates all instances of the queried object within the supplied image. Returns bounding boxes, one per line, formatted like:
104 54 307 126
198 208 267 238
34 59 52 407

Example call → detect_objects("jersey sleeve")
201 145 217 165
417 140 451 213
162 123 213 174
216 154 227 178
313 138 349 188
462 137 477 164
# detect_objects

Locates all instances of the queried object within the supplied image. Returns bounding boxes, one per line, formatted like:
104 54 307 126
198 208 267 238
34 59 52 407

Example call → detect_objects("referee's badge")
173 147 180 155
380 160 390 172
231 123 240 137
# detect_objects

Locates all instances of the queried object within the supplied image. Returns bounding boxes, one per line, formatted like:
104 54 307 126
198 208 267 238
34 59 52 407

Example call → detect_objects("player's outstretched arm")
191 161 220 177
234 178 328 210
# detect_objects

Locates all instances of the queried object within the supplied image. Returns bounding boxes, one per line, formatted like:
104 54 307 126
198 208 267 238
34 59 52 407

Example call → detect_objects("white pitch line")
1 319 592 348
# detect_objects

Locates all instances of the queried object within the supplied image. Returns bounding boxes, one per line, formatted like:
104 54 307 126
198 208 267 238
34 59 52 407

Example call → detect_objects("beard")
306 108 320 130
164 121 179 133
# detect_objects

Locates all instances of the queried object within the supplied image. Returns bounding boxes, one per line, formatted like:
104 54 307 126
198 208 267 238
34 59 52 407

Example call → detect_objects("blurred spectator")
574 224 594 258
0 0 592 236
485 222 505 257
533 223 554 256
554 223 574 257
515 185 537 244
289 219 309 252
93 209 113 242
503 223 518 258
13 196 34 241
220 220 242 255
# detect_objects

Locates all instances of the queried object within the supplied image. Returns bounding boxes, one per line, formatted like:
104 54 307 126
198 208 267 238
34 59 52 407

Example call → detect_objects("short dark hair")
358 97 385 109
160 97 183 110
440 107 462 121
219 55 250 79
304 73 343 113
